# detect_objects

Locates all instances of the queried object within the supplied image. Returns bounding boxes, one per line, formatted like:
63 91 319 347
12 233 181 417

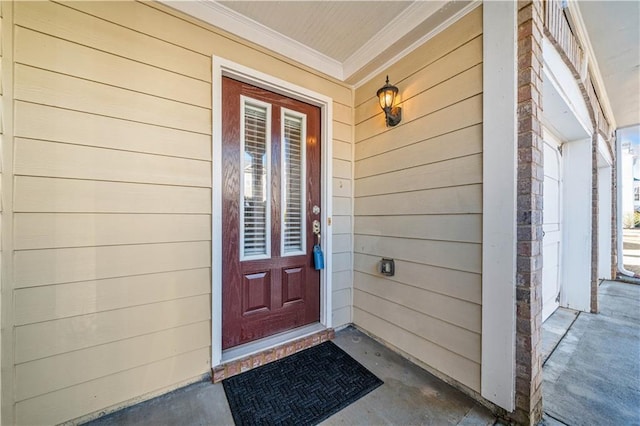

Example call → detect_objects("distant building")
621 136 640 227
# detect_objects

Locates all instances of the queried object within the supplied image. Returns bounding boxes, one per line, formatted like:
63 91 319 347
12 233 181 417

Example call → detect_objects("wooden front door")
221 77 321 350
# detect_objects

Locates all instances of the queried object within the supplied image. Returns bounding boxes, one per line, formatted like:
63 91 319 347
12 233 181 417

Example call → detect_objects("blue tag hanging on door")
313 244 325 270
312 222 324 270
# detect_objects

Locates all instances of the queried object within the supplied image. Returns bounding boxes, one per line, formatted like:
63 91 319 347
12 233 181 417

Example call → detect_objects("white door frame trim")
481 1 517 411
211 57 333 367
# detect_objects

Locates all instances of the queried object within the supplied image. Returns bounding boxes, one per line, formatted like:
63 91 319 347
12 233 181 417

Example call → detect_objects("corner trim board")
481 1 517 411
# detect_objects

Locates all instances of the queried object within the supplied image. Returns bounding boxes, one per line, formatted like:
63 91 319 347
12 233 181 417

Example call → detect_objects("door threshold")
213 324 334 382
221 323 326 365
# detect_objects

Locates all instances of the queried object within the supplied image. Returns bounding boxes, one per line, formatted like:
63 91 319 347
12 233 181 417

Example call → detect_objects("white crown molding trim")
353 0 481 88
342 1 445 80
566 1 617 129
159 0 344 80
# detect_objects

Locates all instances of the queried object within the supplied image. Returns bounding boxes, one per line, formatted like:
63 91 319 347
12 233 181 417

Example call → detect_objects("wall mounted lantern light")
376 75 402 127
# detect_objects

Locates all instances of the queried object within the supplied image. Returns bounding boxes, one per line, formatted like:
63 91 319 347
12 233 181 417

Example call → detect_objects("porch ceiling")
160 0 475 84
576 1 640 129
217 1 413 64
162 0 639 123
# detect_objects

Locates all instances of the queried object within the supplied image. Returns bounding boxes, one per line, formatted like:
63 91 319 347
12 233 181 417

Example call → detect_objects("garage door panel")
543 177 561 226
542 135 562 322
542 242 560 315
543 143 560 178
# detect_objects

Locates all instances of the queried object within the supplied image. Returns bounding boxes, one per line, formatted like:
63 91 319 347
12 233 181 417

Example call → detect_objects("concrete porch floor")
86 326 495 426
542 280 640 425
85 280 639 426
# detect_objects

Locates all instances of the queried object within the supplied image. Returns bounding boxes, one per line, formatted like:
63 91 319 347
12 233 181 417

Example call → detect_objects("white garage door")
542 131 562 321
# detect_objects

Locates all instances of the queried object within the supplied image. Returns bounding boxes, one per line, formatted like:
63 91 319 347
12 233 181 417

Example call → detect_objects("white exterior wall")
561 139 593 312
621 150 635 223
598 165 613 279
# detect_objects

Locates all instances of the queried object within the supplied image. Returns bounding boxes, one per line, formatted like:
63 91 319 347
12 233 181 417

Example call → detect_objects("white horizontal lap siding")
353 6 483 393
9 1 353 424
13 3 211 424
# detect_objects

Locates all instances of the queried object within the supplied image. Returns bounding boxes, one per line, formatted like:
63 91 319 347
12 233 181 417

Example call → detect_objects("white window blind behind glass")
282 110 307 255
241 98 271 259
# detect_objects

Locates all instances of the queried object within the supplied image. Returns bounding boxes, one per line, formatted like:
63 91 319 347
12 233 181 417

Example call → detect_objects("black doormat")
222 341 383 426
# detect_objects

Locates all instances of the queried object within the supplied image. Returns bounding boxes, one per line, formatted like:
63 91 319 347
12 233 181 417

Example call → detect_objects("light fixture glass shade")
376 75 402 127
376 76 398 110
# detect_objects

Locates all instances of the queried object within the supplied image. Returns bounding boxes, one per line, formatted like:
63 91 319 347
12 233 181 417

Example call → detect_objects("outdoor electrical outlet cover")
380 258 395 276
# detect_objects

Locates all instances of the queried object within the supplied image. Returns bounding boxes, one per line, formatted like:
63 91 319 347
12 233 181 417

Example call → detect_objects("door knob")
312 205 320 215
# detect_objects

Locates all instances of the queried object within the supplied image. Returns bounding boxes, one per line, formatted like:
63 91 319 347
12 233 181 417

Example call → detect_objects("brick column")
514 1 544 424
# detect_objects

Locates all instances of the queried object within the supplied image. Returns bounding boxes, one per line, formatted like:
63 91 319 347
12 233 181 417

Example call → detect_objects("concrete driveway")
543 281 640 425
623 229 640 276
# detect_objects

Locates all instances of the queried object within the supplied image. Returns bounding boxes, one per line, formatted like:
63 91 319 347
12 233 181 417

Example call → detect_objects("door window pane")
281 109 306 255
241 98 271 259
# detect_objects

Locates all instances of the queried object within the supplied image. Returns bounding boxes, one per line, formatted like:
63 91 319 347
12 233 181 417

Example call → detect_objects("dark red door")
222 77 321 350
